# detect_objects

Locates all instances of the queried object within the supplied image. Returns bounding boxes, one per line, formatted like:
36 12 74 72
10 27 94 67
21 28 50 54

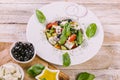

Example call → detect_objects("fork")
81 39 88 48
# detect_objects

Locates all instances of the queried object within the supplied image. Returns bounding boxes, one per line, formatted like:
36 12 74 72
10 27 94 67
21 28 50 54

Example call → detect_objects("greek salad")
45 19 84 50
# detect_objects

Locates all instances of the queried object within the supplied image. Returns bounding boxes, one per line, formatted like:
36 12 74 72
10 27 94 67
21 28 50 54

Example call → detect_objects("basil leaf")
58 34 68 45
62 52 71 67
59 23 69 45
27 64 45 77
77 72 95 80
36 9 46 23
66 23 71 37
77 30 83 45
86 23 97 38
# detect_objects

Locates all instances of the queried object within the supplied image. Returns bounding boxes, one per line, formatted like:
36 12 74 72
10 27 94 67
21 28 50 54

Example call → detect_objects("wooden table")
0 0 120 80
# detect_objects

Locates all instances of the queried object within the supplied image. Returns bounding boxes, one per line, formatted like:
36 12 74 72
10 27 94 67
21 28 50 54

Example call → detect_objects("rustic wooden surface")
0 43 69 80
0 0 120 80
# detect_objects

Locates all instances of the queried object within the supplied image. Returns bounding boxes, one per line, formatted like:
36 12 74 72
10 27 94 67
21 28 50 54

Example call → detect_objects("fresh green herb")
77 30 83 45
58 34 67 45
66 23 71 37
61 23 68 35
62 52 71 67
27 64 45 77
77 72 95 80
86 23 97 38
36 9 46 23
58 23 69 45
41 78 46 80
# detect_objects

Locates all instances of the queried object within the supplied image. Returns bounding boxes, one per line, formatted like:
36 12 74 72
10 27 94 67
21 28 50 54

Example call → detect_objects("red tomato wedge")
69 34 76 42
46 22 58 29
46 23 53 29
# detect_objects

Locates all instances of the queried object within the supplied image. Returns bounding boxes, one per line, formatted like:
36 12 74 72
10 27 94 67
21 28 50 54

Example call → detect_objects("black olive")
57 34 61 38
24 57 29 61
67 19 72 22
11 42 34 62
57 21 61 25
63 19 72 22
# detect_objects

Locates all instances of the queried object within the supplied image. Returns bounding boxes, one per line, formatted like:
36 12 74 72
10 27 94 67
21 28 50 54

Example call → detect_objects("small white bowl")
1 63 24 80
10 41 36 64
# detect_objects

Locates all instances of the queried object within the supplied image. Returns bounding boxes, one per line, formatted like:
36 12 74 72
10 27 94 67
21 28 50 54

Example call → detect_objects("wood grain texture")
0 0 119 4
0 4 119 24
61 69 120 80
0 0 120 80
0 24 120 45
0 43 69 80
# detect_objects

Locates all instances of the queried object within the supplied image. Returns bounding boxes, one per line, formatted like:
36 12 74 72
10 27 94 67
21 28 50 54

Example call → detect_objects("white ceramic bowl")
10 41 36 64
0 63 24 80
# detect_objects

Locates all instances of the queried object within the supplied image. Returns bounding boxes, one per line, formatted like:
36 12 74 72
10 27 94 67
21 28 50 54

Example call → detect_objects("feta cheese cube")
65 40 75 49
56 26 62 34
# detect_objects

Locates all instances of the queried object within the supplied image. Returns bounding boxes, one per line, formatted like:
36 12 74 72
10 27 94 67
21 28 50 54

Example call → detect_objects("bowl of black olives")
10 41 36 63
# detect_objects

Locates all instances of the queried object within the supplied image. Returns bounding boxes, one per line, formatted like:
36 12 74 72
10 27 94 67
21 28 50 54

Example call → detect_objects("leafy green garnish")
66 23 71 37
58 35 68 45
77 30 83 45
62 52 71 67
59 23 69 45
86 23 97 38
27 64 45 77
36 9 46 23
77 72 95 80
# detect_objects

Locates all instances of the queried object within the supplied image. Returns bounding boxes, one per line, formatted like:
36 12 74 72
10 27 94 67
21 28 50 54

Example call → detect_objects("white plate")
26 2 104 65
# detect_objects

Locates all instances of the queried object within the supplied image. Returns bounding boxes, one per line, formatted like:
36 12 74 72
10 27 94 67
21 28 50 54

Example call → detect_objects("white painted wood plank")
0 24 119 44
0 0 65 4
0 24 27 42
68 0 120 4
0 4 119 24
61 69 120 80
0 0 119 4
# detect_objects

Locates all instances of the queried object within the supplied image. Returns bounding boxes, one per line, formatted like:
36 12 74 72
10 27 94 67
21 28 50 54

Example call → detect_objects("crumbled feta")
60 21 68 25
65 40 75 49
0 67 4 78
3 64 16 74
56 26 62 34
0 63 22 80
74 26 81 30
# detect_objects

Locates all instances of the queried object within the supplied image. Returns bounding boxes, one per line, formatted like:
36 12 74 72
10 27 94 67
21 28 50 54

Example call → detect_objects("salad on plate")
45 19 84 50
